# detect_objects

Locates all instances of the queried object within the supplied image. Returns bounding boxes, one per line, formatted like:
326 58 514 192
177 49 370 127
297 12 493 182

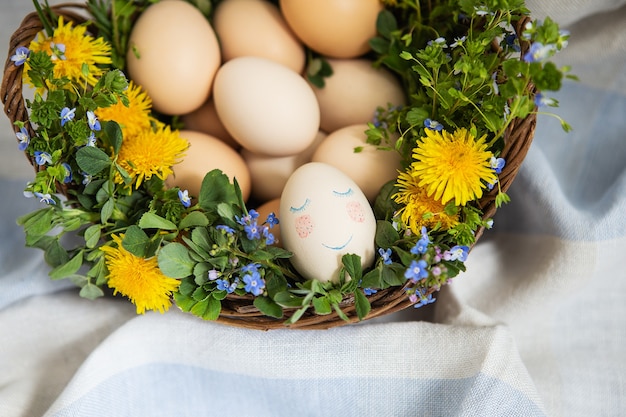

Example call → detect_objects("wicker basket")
1 3 537 330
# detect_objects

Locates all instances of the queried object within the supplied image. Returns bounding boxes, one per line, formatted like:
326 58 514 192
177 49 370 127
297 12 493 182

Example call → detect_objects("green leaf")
190 226 215 253
216 202 236 220
444 201 459 216
182 235 209 260
20 208 55 239
103 120 123 154
354 289 372 320
533 61 563 92
190 227 214 254
190 295 221 320
87 256 107 285
264 245 293 259
307 73 325 89
405 107 430 126
211 290 228 301
76 146 111 175
332 303 349 322
84 224 101 248
376 9 397 39
375 220 400 248
369 36 390 54
17 207 49 227
306 57 333 88
113 162 131 185
248 249 277 262
193 262 212 285
274 291 305 308
283 306 306 325
361 268 383 289
29 235 55 251
265 272 289 298
139 212 177 230
100 198 114 224
79 283 105 300
253 296 283 318
373 181 398 220
198 169 238 212
157 242 195 278
192 286 208 301
49 251 83 280
312 296 332 315
122 225 150 257
209 256 229 270
68 274 88 287
177 276 197 297
62 217 84 232
66 120 92 147
83 178 107 195
382 264 406 287
44 239 69 267
341 253 362 282
326 289 343 305
178 211 209 230
442 259 465 278
173 292 197 312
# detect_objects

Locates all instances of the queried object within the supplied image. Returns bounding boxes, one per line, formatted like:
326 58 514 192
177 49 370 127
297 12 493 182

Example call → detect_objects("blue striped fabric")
1 1 625 416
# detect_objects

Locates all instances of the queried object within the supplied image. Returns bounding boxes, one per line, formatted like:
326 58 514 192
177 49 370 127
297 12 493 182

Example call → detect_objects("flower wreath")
4 0 572 329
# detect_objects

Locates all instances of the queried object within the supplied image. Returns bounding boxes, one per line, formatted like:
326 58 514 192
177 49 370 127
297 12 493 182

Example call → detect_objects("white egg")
280 162 376 283
213 56 320 156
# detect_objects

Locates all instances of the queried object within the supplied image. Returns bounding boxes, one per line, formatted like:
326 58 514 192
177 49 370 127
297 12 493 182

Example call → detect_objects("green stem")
32 0 55 37
488 98 521 147
111 1 122 65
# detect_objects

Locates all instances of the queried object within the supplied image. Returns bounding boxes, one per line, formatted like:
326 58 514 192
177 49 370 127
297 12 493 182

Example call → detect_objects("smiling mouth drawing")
321 234 353 250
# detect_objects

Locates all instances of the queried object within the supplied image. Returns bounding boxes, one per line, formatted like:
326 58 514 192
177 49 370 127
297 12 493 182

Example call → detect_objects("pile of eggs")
126 0 407 282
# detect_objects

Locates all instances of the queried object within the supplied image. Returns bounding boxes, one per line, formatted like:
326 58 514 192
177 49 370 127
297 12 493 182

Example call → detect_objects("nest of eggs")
2 1 542 330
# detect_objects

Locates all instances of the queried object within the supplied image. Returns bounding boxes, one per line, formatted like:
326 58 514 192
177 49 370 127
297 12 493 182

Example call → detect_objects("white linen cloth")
0 1 624 416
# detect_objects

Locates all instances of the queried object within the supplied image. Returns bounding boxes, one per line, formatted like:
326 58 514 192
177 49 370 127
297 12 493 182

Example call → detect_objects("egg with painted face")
280 162 376 283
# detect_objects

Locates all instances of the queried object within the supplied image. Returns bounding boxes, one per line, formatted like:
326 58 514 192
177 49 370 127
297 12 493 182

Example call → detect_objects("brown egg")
310 59 406 133
254 198 282 247
180 99 240 150
213 0 305 74
166 130 251 201
126 1 221 115
279 0 382 58
242 130 326 202
311 124 401 202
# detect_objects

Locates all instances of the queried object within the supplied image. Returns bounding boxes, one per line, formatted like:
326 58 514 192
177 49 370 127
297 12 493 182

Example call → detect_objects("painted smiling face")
280 162 376 283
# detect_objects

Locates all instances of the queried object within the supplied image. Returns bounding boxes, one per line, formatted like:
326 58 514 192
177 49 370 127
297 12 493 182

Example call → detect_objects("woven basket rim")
1 3 537 330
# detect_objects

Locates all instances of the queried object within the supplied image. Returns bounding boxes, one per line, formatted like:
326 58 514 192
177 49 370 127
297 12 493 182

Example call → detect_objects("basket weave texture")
1 4 536 330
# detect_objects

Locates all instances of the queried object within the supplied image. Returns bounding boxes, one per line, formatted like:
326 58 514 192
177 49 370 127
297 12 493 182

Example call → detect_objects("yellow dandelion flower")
393 171 459 234
116 124 188 188
411 128 496 206
101 234 180 314
95 81 153 138
26 16 111 87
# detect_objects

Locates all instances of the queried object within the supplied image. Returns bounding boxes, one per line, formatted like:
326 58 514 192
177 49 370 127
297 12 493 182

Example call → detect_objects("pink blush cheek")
346 201 365 223
295 214 314 238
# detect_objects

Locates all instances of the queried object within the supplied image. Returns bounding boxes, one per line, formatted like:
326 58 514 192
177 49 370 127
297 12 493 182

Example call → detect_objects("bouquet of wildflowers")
3 0 572 329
